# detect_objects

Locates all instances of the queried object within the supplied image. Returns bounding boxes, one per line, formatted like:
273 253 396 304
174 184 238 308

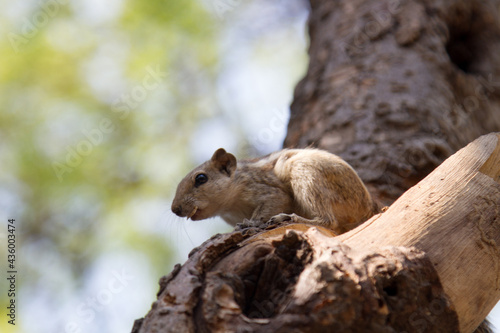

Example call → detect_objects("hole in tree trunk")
444 7 492 75
383 281 399 297
242 232 312 319
446 30 477 73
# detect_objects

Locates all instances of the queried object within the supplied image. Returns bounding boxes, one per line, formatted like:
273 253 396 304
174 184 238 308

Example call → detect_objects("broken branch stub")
134 225 458 332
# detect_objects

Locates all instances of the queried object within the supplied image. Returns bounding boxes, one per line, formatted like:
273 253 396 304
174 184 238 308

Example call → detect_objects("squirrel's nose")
172 205 183 217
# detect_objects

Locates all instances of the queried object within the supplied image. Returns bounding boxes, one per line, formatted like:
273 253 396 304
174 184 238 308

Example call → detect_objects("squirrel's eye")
195 173 208 187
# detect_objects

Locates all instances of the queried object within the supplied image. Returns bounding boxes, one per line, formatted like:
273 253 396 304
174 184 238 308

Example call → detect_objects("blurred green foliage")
0 0 218 327
0 0 310 331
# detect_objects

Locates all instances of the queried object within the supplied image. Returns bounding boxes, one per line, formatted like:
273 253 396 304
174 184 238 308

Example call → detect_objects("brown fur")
171 148 379 234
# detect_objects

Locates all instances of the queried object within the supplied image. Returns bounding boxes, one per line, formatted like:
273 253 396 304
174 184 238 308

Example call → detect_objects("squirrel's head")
171 148 237 221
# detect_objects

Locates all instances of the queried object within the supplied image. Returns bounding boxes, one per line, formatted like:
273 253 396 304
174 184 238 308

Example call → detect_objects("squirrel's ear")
211 148 237 176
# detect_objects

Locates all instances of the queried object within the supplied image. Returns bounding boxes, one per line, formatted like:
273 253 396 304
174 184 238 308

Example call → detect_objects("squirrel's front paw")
269 213 298 225
235 218 262 230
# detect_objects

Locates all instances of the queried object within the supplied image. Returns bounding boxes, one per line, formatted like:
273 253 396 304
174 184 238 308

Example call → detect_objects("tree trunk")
132 0 500 332
286 0 500 206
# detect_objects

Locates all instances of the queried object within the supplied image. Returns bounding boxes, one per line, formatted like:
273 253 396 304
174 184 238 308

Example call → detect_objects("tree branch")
338 132 500 332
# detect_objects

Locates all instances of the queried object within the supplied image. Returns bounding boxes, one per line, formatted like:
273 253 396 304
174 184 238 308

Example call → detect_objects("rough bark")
285 0 500 206
133 133 500 333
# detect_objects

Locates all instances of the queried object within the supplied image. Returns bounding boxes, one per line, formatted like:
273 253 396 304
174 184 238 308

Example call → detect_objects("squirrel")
171 148 379 235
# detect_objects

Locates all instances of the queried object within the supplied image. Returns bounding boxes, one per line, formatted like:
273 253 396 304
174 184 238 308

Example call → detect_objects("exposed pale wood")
338 132 500 332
